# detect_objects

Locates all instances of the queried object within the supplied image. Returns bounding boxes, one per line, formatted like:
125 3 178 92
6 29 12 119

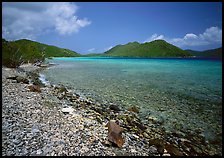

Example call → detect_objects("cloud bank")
87 48 96 53
2 2 91 40
144 26 222 48
104 46 113 52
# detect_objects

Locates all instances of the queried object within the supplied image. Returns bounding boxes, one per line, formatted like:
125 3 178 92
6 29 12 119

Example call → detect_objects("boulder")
127 106 139 113
56 85 68 93
148 115 164 125
33 78 44 87
7 76 29 84
109 104 120 112
28 85 41 93
165 143 184 156
16 76 29 84
106 120 125 148
149 138 165 155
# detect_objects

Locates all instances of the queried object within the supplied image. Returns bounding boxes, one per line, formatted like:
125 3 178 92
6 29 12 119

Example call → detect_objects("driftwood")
106 120 125 148
6 76 18 80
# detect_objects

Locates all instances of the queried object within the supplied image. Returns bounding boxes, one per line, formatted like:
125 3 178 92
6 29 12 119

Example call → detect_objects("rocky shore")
2 64 221 156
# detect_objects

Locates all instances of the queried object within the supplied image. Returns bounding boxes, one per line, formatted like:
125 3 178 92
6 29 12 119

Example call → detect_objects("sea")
41 57 222 143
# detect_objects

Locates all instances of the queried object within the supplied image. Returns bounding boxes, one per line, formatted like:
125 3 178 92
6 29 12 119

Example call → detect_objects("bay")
42 57 222 142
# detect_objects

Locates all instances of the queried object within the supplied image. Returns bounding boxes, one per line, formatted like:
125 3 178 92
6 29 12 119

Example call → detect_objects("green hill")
2 38 81 67
186 47 222 58
103 40 191 57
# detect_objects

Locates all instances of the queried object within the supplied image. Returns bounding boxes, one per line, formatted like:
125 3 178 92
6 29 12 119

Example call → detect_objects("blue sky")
2 2 222 54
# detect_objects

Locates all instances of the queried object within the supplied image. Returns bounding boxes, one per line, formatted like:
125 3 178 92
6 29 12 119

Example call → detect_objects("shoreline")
2 64 222 156
51 56 222 61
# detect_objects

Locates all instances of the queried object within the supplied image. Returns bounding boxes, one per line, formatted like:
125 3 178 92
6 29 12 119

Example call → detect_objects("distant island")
103 40 191 57
2 38 221 68
185 47 222 59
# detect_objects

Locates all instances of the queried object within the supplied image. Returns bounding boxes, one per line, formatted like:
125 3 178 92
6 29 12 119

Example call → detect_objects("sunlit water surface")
42 57 222 142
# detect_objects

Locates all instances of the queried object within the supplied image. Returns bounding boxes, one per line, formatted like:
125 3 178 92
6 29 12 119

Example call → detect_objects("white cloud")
144 33 165 43
104 46 113 51
199 26 222 43
144 26 222 47
2 2 91 40
183 33 198 40
87 48 96 53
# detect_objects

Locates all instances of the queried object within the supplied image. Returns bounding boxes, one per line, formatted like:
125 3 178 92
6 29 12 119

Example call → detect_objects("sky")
2 2 222 54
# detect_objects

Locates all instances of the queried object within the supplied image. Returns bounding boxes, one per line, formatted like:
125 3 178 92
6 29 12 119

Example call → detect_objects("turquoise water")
42 57 222 141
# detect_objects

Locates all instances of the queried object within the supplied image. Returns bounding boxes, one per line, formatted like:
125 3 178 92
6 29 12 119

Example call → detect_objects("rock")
61 107 74 114
165 143 184 156
102 140 112 147
149 138 165 155
96 116 102 124
84 100 92 105
109 104 120 112
11 80 17 83
135 122 147 131
12 139 21 145
163 153 171 156
69 96 78 102
6 76 29 84
32 128 40 133
28 85 41 93
143 132 150 139
36 149 42 155
56 85 68 93
125 115 146 132
191 145 203 155
147 115 164 125
16 76 29 84
132 134 139 139
148 145 158 154
91 107 104 115
57 94 65 100
106 120 125 148
127 106 139 113
130 148 137 153
33 78 44 87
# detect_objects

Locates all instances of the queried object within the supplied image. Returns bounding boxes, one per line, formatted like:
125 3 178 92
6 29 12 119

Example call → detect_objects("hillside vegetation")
186 47 222 58
103 40 191 57
2 38 80 67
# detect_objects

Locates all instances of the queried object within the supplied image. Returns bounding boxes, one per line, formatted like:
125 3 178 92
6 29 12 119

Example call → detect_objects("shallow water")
42 57 222 142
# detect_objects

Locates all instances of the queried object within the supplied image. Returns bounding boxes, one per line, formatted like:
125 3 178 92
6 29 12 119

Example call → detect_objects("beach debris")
127 106 139 113
106 120 125 148
28 85 41 93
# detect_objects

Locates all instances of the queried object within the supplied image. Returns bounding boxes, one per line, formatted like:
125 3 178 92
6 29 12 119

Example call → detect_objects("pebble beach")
2 64 222 156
